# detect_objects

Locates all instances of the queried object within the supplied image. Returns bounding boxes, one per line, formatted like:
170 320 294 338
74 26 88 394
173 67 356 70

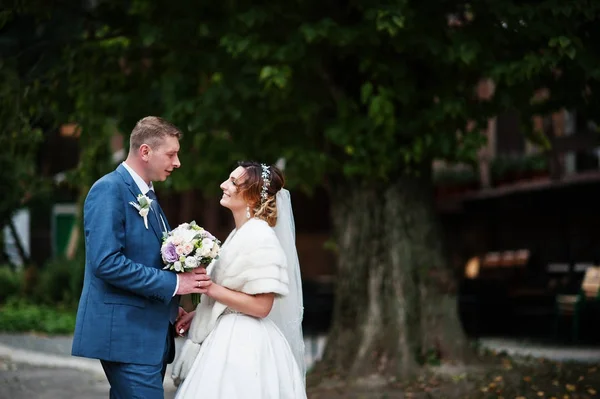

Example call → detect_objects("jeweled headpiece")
260 163 271 203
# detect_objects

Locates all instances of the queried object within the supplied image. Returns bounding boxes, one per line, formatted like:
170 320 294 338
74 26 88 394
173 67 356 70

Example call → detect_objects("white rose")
185 256 199 268
174 261 183 272
199 244 212 257
181 229 198 243
210 243 220 258
172 236 183 246
139 208 149 217
182 243 194 255
176 245 186 255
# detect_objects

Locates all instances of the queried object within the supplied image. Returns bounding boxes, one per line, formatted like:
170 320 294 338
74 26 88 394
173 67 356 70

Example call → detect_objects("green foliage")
0 64 47 226
0 254 84 308
0 265 22 302
34 256 85 306
0 297 76 334
3 0 599 191
490 153 549 184
0 8 67 245
433 166 478 187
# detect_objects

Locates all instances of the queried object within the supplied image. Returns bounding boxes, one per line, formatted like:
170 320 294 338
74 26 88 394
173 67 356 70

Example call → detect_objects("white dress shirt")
122 162 179 296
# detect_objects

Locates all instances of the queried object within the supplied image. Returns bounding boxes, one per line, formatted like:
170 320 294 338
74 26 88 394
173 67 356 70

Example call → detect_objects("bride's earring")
246 205 251 219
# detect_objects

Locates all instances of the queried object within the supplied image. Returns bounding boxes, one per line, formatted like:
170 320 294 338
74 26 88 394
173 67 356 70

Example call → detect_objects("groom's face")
146 135 181 182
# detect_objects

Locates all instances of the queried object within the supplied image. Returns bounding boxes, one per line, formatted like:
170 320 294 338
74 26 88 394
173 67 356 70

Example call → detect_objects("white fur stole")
171 218 289 384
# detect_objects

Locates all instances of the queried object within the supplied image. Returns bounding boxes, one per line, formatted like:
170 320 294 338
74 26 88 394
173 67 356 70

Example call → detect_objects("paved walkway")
0 334 179 399
0 333 327 399
0 333 598 398
0 361 109 399
480 337 600 363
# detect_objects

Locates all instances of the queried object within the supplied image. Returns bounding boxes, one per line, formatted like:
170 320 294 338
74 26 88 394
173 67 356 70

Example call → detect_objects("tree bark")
316 173 470 381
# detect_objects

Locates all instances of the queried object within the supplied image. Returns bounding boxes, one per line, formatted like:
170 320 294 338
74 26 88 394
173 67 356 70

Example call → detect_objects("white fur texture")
171 218 289 383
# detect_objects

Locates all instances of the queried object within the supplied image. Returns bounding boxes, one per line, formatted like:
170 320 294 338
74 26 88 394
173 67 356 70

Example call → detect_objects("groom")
72 116 211 398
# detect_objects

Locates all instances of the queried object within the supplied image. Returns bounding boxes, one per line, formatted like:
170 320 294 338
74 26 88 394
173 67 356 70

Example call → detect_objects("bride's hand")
176 306 187 322
175 310 195 336
205 281 223 298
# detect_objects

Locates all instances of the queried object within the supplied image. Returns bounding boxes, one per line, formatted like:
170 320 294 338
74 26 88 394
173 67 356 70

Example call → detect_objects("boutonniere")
129 194 153 229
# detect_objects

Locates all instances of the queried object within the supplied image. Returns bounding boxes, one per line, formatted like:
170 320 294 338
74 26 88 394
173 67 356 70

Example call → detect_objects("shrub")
0 297 76 334
35 256 84 306
0 265 22 303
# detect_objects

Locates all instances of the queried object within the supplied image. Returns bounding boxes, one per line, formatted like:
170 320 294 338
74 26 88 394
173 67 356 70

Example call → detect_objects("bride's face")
219 166 248 211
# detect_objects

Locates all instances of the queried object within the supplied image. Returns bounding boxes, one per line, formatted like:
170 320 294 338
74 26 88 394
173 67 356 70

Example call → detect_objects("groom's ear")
139 144 151 160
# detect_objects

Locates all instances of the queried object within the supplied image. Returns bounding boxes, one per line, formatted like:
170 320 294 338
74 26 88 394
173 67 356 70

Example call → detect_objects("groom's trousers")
101 327 174 399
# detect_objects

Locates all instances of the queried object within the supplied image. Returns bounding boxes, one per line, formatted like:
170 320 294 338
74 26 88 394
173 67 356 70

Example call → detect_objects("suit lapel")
116 165 164 242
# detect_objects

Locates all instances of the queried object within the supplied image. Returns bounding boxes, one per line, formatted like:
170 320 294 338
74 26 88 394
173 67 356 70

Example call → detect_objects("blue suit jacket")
72 164 179 366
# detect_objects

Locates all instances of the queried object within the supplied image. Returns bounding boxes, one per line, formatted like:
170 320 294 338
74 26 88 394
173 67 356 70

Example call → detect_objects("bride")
171 161 307 399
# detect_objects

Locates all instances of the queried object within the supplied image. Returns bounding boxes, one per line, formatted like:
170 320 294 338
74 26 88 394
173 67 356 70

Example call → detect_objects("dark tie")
147 190 178 323
145 189 158 202
145 190 164 232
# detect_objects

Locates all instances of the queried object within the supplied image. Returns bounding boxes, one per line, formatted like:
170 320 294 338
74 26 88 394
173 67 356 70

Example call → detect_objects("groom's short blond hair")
129 116 182 152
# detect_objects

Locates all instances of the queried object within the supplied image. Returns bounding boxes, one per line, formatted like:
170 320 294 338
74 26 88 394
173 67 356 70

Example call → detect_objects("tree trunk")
316 173 470 382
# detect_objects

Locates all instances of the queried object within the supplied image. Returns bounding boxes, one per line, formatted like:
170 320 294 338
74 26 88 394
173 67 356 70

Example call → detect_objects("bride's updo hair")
237 161 285 227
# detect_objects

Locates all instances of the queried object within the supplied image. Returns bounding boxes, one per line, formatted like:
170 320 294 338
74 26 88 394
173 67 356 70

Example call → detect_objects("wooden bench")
555 266 600 342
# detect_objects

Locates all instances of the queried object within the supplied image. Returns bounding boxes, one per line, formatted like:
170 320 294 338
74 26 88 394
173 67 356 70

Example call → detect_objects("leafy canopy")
3 0 600 192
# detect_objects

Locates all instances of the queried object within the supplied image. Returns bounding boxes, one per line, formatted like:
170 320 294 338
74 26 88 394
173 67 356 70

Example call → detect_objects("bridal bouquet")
161 221 221 305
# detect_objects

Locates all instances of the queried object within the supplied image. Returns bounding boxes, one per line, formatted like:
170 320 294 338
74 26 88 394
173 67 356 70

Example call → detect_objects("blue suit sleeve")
84 179 177 305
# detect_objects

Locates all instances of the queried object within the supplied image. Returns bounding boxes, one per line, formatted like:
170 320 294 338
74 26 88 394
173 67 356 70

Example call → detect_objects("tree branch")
317 63 344 104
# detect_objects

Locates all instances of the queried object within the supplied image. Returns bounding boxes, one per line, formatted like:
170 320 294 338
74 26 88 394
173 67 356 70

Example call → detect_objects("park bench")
555 265 600 342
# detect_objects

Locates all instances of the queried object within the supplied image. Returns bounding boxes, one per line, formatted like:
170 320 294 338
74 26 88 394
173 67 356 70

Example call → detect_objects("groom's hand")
176 267 212 295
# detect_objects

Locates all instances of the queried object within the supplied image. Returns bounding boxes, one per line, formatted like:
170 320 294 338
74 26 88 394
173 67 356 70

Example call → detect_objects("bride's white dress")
174 311 306 398
171 215 307 399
